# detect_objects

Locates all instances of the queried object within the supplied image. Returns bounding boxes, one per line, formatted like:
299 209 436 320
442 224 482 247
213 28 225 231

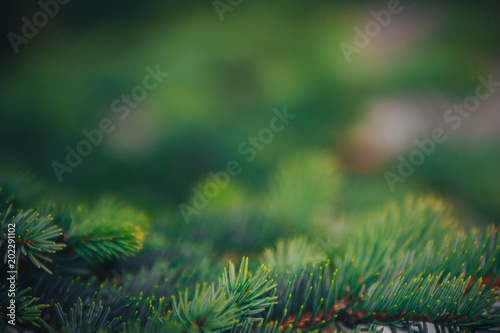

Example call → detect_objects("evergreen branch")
0 284 48 329
230 320 382 333
328 196 458 288
219 258 277 323
398 226 500 289
44 297 121 333
67 198 148 264
1 205 65 274
173 258 277 332
357 268 499 330
260 259 358 332
173 282 239 332
121 311 185 333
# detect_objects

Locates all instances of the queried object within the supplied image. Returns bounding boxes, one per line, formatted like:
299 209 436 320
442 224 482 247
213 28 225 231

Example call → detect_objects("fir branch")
121 311 185 333
0 284 48 329
328 196 458 288
44 297 121 333
356 269 499 330
67 198 148 264
173 282 240 332
219 258 277 323
173 258 277 332
1 205 65 274
261 259 358 332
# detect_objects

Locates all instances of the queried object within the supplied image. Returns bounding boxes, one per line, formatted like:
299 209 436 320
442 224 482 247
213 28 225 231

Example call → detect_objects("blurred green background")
1 0 499 230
